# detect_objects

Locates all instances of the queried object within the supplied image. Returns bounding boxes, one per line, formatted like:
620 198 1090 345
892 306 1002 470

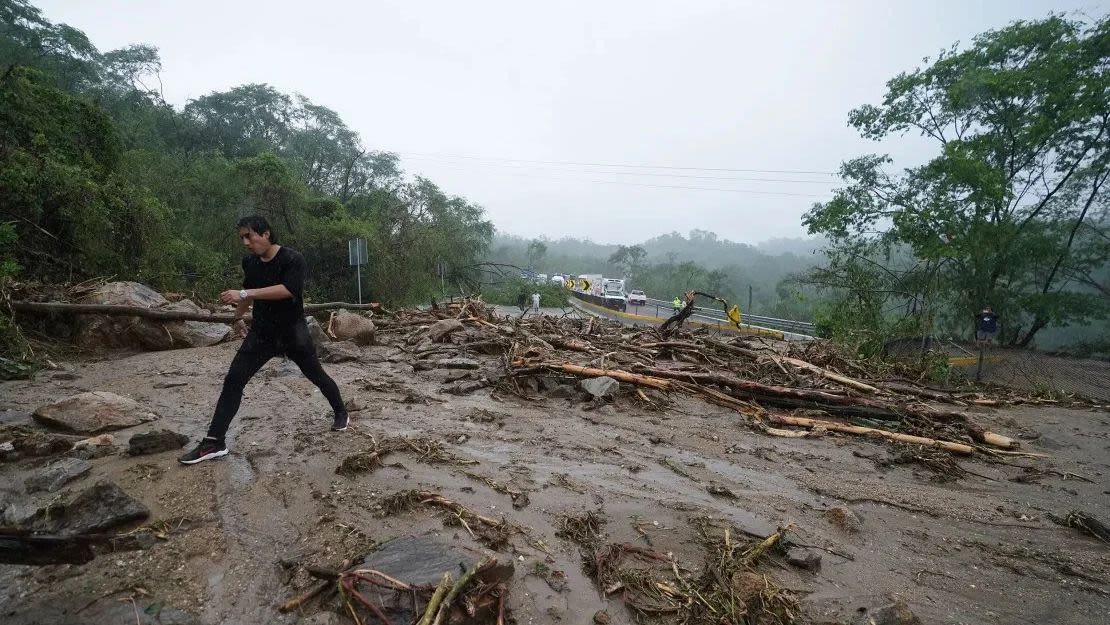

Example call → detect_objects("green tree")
525 239 547 270
805 15 1110 346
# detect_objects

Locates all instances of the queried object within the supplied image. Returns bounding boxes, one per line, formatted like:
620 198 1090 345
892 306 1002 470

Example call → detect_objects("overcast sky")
37 0 1107 245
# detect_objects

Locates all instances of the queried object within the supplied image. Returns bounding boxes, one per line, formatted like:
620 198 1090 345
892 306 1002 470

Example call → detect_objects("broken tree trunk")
10 300 378 323
529 362 672 390
767 414 974 455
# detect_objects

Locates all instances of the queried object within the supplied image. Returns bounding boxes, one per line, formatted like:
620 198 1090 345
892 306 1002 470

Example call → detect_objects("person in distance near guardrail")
975 306 1000 347
178 215 349 465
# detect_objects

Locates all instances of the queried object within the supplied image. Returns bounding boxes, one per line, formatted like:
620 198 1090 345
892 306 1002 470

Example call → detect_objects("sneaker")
331 412 349 432
178 438 228 465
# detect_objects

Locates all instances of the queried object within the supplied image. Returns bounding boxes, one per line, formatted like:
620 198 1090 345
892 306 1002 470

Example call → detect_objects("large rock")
354 535 513 624
127 429 189 456
318 340 362 363
824 506 863 533
32 480 149 534
875 600 922 625
75 281 228 350
580 376 620 399
328 310 375 345
427 318 465 343
25 457 92 493
785 547 822 571
163 299 230 347
305 316 329 346
33 391 158 434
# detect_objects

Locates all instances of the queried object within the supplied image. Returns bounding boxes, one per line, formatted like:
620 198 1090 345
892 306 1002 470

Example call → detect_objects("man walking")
179 215 349 465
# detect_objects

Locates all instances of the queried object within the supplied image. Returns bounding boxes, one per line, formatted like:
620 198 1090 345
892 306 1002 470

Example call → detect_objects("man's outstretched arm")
220 284 294 305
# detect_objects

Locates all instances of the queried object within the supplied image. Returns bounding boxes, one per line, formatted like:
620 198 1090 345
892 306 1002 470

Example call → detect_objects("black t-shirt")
976 312 999 333
242 246 307 335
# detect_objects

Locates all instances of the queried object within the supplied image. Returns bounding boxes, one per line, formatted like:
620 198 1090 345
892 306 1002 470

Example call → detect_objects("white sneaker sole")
179 448 229 465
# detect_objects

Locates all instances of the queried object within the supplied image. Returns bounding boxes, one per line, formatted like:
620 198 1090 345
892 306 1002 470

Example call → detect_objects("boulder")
854 599 922 625
785 547 822 571
33 391 158 434
25 457 92 493
580 376 620 399
76 282 171 350
353 535 513 624
127 429 189 456
824 506 863 533
32 480 149 534
318 340 361 363
427 318 465 343
163 299 230 347
305 316 329 346
327 310 375 345
75 281 228 351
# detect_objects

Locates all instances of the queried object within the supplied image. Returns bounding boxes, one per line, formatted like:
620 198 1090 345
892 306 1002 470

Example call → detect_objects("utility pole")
748 285 753 314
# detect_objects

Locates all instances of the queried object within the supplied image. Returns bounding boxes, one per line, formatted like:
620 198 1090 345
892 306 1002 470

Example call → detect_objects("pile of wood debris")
380 297 1035 458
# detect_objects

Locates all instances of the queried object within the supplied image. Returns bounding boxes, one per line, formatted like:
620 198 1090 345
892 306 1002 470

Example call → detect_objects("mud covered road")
2 336 1109 624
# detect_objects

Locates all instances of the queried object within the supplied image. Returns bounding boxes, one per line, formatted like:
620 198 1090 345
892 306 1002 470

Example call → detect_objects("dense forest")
0 0 492 309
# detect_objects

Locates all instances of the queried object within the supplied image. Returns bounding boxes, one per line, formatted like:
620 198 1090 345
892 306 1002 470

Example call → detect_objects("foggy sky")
36 0 1106 245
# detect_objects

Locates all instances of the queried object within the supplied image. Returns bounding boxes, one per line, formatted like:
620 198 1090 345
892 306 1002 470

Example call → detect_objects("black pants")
206 322 345 443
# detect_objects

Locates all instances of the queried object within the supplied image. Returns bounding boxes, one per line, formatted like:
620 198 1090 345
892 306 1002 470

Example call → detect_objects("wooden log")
528 362 672 390
775 355 880 394
767 414 974 455
11 300 378 323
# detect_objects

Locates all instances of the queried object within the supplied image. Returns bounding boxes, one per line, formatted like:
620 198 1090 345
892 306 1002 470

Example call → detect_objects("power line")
402 155 839 185
390 150 840 176
416 162 832 198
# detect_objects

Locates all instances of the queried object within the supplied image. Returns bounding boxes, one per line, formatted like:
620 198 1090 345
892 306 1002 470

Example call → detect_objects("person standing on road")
672 296 682 314
532 292 541 314
178 215 349 465
975 306 999 347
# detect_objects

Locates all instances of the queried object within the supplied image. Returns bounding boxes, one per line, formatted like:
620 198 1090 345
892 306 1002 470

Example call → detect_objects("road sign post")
348 238 368 304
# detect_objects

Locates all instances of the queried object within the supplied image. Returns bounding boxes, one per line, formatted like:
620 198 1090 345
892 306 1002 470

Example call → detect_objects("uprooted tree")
803 15 1110 349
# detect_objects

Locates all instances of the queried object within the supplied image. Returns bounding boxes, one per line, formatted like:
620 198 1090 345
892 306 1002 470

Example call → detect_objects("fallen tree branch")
767 414 974 455
11 300 378 323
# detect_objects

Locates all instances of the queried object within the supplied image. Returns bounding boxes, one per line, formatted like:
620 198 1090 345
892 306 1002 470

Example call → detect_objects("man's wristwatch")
239 289 249 301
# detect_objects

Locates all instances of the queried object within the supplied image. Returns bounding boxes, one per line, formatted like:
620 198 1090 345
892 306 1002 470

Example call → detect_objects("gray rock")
163 299 230 347
580 376 620 399
51 371 81 381
3 501 39 526
305 316 329 346
785 547 821 571
33 480 149 534
434 357 480 370
858 599 922 625
354 535 513 623
318 340 361 363
33 391 158 434
54 600 200 625
538 376 562 392
824 506 863 533
427 318 465 342
298 613 339 625
443 380 489 395
25 457 92 493
128 429 189 456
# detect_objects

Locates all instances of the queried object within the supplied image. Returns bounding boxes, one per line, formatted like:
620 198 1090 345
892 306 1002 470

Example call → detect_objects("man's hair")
237 215 276 243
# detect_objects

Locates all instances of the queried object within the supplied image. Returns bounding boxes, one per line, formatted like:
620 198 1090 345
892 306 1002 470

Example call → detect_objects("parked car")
628 290 647 305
